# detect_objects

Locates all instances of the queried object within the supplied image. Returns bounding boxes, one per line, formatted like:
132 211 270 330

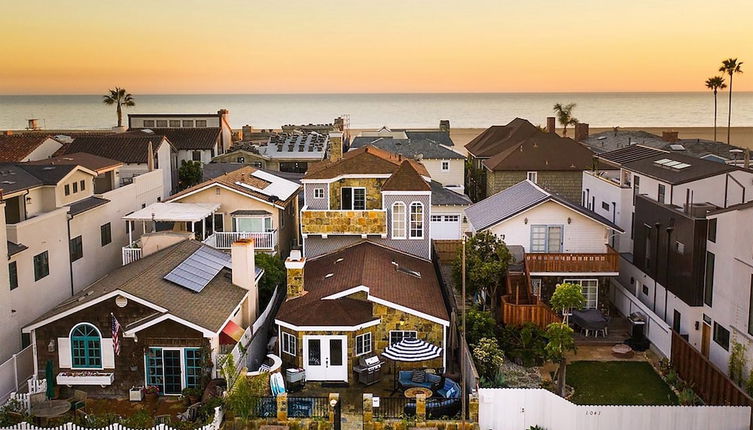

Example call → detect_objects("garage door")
431 214 461 239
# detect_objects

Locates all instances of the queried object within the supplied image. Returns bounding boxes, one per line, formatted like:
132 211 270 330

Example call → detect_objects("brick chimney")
232 239 258 319
574 123 590 141
662 131 679 143
439 120 451 133
328 132 343 162
546 117 556 134
285 250 305 299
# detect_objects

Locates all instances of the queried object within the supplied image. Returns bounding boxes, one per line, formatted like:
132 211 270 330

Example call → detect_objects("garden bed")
566 361 678 405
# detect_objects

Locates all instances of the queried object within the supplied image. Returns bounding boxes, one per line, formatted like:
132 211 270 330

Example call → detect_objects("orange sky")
0 0 750 94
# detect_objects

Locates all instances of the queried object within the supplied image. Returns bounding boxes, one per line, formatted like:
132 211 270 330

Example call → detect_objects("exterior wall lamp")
48 339 55 353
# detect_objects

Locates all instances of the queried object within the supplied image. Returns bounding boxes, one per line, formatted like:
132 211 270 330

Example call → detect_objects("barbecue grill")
285 367 306 392
353 355 384 385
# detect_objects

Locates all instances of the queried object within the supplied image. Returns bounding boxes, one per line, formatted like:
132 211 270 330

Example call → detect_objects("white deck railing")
121 246 142 265
203 230 277 250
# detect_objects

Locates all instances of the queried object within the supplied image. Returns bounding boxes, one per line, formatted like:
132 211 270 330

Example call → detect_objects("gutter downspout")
652 222 660 314
664 227 673 322
66 212 74 296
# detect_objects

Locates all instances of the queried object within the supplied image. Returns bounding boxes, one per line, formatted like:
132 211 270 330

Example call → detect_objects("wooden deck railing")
500 295 560 329
524 246 619 273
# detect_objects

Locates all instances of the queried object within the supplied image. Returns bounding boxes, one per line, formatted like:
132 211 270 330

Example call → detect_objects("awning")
382 338 441 362
220 320 244 344
123 202 220 223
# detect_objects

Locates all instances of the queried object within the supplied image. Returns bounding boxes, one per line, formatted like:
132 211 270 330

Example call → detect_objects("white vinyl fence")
609 279 672 357
479 389 751 430
0 407 224 430
0 346 34 404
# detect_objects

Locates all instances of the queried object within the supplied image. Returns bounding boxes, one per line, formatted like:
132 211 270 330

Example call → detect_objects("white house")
128 110 233 157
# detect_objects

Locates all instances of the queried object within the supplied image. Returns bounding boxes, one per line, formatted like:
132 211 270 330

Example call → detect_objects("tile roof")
465 180 622 232
26 152 122 173
430 181 472 206
67 196 110 216
381 161 431 192
276 242 449 326
305 145 429 180
27 240 248 332
349 137 464 159
0 135 58 162
138 128 221 150
169 166 300 206
621 152 741 185
58 132 171 164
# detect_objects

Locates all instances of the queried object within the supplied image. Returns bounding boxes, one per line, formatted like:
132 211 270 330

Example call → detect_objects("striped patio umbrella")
382 338 441 362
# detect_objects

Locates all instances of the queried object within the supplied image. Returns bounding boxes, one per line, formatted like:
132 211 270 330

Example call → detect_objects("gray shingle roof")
430 181 472 206
0 164 44 194
67 196 110 216
622 152 740 185
349 137 464 159
7 241 27 257
405 130 454 147
465 180 623 232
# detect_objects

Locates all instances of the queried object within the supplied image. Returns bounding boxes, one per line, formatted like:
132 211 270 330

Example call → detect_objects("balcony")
122 243 142 265
524 246 619 275
301 208 387 237
203 230 277 251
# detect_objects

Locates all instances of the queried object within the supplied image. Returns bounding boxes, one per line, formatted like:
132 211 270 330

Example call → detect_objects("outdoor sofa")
398 370 443 391
404 377 462 419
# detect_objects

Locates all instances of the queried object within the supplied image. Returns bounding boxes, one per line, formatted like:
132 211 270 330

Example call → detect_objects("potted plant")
142 385 160 403
129 386 144 402
181 387 202 406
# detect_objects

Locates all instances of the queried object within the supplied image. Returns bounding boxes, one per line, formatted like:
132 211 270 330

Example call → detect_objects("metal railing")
204 230 277 250
288 397 329 418
372 396 413 419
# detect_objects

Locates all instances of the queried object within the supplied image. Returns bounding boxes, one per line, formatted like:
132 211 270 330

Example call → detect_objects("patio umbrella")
382 338 442 393
44 360 55 400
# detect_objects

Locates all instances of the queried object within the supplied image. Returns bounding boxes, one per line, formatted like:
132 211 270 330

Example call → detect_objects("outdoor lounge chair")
398 370 442 392
404 378 462 419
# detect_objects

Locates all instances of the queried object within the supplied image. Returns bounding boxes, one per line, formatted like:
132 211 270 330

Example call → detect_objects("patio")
572 311 631 346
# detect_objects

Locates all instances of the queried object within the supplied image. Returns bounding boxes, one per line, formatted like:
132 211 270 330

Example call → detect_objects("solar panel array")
163 246 232 293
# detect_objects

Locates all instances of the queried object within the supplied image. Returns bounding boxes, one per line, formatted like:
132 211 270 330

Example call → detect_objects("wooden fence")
500 295 560 329
433 240 461 264
671 331 753 408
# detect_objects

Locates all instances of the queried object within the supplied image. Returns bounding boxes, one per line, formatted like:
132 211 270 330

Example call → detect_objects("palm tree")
718 58 743 145
552 103 578 137
102 87 135 128
704 76 727 142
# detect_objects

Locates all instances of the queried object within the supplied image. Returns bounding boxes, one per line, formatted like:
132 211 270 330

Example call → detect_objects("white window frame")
355 332 372 356
391 202 407 239
314 188 325 199
233 216 273 233
389 330 417 346
282 332 296 356
527 171 538 183
441 160 450 171
341 187 366 210
530 224 563 253
564 278 599 310
409 202 424 239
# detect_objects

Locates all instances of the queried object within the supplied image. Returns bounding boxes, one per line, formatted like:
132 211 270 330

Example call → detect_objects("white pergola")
123 202 221 244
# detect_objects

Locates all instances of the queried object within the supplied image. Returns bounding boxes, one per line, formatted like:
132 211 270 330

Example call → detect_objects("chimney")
745 149 750 170
217 109 230 121
662 131 679 143
146 141 155 171
285 250 305 299
328 132 343 162
232 239 259 318
334 117 345 132
546 117 556 134
439 120 451 133
575 123 590 141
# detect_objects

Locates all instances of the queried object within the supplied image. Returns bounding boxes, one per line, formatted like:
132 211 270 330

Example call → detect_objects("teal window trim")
184 348 202 389
145 347 164 392
70 323 102 369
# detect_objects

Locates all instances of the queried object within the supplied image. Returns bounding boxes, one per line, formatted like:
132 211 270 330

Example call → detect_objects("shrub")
255 253 285 310
466 307 497 347
498 323 549 367
473 337 505 379
121 410 154 429
729 341 747 386
480 371 507 388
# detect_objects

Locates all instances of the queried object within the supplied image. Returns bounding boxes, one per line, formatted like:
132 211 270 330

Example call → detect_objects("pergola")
123 202 221 244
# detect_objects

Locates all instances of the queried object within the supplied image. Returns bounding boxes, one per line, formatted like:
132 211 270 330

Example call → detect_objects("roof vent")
325 273 334 279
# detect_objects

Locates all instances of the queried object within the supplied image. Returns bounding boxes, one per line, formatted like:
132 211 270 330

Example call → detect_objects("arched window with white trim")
391 202 406 239
409 202 424 239
70 323 102 369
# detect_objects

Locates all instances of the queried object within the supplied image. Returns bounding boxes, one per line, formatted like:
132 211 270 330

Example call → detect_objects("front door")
303 335 348 382
701 323 711 358
162 349 183 395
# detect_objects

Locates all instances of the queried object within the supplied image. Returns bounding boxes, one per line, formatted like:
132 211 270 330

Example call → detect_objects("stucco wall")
422 158 464 188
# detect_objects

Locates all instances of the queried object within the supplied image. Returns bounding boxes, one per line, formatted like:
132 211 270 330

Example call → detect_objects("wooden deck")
525 246 619 274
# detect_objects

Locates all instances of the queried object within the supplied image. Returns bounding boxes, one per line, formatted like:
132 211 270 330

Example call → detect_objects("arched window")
70 323 102 369
409 202 424 239
391 202 406 239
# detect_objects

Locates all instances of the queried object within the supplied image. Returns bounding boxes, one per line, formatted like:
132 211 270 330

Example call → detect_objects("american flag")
111 314 122 356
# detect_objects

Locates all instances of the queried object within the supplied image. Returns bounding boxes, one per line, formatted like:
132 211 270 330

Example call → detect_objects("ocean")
0 92 751 130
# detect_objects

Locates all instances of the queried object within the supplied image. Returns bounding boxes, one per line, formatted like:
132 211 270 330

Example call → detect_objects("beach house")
128 110 234 159
0 134 63 162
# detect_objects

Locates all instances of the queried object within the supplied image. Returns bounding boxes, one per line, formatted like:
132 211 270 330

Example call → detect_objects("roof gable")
305 145 429 180
60 133 171 164
0 135 59 162
382 161 431 192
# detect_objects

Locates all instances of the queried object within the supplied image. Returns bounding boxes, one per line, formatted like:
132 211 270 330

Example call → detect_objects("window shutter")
101 338 115 368
58 338 71 368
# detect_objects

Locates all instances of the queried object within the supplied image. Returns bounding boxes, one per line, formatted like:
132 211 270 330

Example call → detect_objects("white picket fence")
478 388 751 430
0 407 224 430
0 347 35 404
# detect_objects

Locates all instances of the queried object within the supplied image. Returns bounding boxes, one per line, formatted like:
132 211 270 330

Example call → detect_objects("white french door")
302 335 347 382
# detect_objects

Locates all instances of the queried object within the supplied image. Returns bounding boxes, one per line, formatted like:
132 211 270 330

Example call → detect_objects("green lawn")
566 361 678 405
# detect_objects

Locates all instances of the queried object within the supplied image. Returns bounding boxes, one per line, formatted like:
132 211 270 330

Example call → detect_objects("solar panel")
163 246 231 293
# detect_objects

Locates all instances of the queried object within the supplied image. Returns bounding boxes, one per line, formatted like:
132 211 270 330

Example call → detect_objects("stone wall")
301 210 387 236
328 178 385 210
486 170 583 203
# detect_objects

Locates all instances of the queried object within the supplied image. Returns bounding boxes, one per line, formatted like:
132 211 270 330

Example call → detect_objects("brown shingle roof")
276 242 449 326
26 152 123 173
305 145 429 179
139 128 221 151
0 135 57 162
27 240 247 332
58 132 172 164
382 161 431 191
465 118 539 158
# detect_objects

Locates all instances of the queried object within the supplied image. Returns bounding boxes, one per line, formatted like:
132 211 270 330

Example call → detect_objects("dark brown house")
23 239 262 397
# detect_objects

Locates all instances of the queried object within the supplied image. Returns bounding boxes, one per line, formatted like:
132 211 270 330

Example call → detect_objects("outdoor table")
31 399 71 424
404 387 433 399
572 309 608 334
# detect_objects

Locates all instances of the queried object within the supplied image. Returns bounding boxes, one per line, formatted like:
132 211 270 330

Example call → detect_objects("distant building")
217 131 330 173
0 134 63 162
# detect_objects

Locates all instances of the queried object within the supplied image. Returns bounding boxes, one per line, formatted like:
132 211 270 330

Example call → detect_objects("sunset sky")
1 0 750 94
